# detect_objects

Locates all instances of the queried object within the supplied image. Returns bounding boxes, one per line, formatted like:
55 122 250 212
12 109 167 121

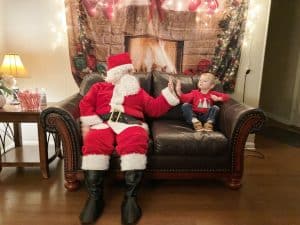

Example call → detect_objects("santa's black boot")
80 170 105 224
121 170 143 225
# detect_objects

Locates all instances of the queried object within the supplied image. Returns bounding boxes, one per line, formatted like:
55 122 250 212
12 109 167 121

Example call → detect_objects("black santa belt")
100 111 143 125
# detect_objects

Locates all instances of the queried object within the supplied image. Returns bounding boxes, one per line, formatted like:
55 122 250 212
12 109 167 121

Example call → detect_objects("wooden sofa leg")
224 177 242 190
65 172 80 191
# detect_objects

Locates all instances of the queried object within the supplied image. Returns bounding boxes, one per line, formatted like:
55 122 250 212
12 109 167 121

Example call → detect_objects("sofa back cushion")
134 72 152 94
152 71 200 120
79 72 152 96
79 73 105 96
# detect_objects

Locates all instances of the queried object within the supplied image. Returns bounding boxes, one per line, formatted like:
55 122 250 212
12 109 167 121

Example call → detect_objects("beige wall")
0 0 78 102
0 0 78 143
260 0 300 127
0 0 4 53
232 0 271 108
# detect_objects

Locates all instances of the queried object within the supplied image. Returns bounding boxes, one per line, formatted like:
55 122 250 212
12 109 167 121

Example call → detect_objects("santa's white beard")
106 73 140 95
105 72 124 84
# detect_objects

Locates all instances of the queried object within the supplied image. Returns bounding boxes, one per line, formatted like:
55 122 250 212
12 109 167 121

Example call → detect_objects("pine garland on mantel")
210 0 248 93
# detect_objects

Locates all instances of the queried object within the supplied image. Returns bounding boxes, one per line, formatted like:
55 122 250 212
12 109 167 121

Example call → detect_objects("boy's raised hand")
176 79 182 96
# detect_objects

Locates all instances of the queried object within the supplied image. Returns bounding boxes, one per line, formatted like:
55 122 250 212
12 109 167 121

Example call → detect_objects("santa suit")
80 72 179 171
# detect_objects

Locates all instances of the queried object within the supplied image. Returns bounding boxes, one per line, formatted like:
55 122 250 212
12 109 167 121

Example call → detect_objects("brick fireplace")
125 36 184 73
69 4 224 75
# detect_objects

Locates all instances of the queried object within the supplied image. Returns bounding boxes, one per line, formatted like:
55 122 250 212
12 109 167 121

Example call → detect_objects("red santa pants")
81 126 148 171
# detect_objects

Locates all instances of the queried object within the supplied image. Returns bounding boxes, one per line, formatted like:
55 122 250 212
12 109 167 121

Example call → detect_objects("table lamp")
0 54 28 104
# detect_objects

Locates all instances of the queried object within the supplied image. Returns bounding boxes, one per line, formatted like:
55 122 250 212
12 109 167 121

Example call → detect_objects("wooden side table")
0 104 58 178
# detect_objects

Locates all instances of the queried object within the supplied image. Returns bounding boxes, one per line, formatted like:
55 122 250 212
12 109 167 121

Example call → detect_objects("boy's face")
198 74 215 91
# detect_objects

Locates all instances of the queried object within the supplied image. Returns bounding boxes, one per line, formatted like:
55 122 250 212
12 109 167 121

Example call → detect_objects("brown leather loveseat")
40 71 265 191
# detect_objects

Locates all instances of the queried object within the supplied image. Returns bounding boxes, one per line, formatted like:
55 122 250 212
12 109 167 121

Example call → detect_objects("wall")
1 0 78 100
232 0 271 108
260 0 300 127
0 0 78 143
229 0 271 149
0 0 3 52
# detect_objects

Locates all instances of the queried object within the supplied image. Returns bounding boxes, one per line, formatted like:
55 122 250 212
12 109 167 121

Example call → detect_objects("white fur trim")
141 122 149 132
120 153 147 171
81 154 110 170
105 64 134 84
80 115 103 126
110 83 125 112
110 104 124 112
107 121 149 134
91 123 109 130
109 74 140 112
162 87 180 106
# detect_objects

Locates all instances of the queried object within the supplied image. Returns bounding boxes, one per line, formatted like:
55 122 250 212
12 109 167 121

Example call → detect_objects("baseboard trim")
245 141 255 150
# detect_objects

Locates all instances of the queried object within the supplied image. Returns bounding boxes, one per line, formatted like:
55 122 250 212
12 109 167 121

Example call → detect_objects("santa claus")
79 52 179 224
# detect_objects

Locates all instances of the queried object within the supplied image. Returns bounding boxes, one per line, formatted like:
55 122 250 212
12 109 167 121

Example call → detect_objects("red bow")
149 0 165 21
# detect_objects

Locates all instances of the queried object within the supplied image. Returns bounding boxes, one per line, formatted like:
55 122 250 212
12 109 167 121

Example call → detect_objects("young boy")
176 73 229 132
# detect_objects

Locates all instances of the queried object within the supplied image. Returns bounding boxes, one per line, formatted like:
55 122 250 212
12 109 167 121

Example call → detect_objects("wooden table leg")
38 122 49 179
13 122 22 147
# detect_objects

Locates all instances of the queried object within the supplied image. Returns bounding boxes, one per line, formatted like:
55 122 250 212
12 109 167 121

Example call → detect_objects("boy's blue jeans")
181 103 220 125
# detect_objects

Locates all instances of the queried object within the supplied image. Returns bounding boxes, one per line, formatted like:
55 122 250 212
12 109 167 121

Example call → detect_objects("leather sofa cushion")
134 72 152 94
151 120 229 156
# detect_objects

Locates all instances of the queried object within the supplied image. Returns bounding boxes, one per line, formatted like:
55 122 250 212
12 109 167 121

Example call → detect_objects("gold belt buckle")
108 110 122 122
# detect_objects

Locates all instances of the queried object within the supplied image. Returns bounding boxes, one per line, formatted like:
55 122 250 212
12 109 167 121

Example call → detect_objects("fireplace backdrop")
65 0 248 93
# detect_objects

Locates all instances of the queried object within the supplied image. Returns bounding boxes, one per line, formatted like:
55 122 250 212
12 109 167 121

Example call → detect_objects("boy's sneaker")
193 121 203 132
203 122 213 132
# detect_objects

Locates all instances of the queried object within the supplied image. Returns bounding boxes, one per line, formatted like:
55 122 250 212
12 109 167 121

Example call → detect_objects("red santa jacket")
79 74 179 133
179 90 229 114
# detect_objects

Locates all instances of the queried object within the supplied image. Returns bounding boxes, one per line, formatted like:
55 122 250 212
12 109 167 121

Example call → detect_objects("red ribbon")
149 0 165 22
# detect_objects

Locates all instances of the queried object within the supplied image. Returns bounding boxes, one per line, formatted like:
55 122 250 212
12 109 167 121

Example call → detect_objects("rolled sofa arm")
219 99 266 138
218 98 266 188
40 93 83 191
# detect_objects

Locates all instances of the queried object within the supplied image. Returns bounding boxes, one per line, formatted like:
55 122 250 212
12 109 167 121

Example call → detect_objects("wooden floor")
1 134 300 225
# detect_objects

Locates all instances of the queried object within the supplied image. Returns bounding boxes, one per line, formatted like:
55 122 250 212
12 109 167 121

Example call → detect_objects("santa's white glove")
175 79 182 97
168 76 177 98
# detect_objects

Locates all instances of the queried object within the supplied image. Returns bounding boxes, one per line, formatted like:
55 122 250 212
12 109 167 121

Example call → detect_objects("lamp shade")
0 54 28 78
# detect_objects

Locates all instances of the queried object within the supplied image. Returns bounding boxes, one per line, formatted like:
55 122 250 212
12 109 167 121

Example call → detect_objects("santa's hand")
168 76 176 96
81 125 90 138
211 94 222 101
176 79 182 96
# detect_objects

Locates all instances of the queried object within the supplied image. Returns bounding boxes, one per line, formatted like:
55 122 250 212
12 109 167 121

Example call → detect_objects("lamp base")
10 99 20 105
10 87 20 105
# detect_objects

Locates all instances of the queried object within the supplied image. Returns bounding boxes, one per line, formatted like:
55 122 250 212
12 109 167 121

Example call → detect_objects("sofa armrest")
218 98 266 188
40 93 83 191
219 98 266 139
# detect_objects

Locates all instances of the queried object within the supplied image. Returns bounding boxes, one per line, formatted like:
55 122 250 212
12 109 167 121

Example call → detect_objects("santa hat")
106 52 134 83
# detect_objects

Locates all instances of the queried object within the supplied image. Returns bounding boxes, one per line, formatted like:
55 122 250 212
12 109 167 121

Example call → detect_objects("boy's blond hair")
199 73 217 85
